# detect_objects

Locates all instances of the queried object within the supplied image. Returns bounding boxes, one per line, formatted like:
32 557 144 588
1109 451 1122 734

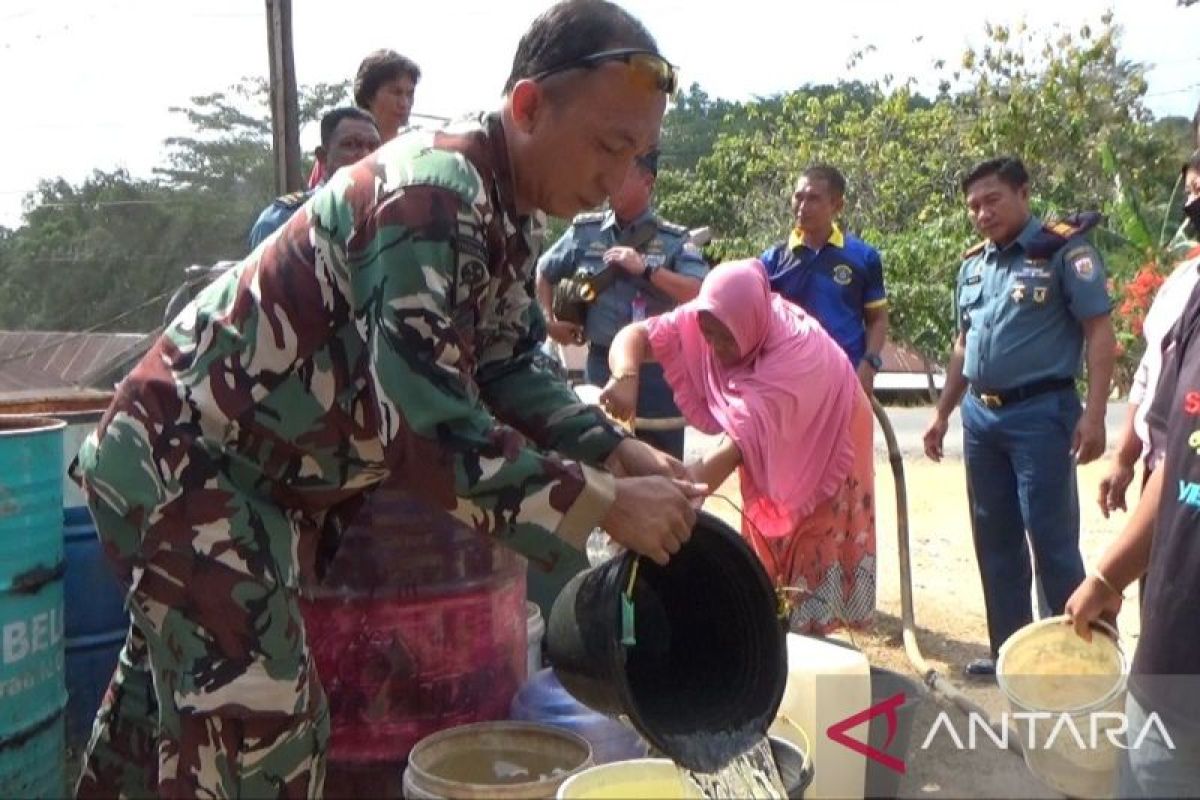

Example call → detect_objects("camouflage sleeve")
311 174 614 551
476 302 629 465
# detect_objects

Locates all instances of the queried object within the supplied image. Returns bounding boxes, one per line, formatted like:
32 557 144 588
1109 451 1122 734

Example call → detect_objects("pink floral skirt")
743 388 877 634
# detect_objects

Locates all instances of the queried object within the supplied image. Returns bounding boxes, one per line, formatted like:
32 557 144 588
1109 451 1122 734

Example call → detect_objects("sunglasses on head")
531 48 679 96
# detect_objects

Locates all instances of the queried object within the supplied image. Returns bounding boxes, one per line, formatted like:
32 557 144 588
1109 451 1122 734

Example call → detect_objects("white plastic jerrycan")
769 633 871 800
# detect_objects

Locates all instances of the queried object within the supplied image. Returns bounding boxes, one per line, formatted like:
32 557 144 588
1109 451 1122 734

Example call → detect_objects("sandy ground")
694 416 1143 800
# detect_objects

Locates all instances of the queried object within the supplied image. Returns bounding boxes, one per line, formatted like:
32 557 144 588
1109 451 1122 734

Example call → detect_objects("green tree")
0 78 349 333
653 16 1185 381
0 170 185 331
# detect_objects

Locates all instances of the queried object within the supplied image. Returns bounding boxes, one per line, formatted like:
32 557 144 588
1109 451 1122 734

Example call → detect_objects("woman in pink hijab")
601 259 876 633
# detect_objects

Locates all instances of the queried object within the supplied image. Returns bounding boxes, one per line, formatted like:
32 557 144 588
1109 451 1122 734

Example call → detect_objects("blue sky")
0 0 1195 227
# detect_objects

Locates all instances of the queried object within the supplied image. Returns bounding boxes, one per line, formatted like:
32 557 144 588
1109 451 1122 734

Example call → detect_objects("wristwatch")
863 352 883 371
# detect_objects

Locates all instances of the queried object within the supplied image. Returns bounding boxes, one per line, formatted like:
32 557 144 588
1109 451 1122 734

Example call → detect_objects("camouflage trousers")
75 493 329 799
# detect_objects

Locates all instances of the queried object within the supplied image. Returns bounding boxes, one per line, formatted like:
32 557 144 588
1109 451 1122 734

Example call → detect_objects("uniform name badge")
644 254 666 268
963 261 983 286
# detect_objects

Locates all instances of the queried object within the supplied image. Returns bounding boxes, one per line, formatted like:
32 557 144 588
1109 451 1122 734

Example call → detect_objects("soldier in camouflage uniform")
72 1 695 796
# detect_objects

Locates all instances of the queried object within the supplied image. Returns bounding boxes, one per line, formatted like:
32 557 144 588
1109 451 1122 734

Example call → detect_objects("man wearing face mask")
1098 151 1200 522
1064 152 1200 798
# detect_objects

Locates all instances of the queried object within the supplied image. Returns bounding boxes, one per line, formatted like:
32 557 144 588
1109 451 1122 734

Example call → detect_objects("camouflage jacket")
77 112 624 587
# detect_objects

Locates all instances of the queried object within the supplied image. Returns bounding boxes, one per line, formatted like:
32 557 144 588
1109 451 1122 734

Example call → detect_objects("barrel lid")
0 415 67 436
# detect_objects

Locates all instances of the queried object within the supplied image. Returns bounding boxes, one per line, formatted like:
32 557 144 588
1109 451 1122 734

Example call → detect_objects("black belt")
970 377 1075 409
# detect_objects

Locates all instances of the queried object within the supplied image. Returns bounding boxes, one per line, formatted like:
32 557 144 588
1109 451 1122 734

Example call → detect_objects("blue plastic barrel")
63 506 127 746
46 406 128 748
510 668 648 764
0 415 67 798
58 409 103 512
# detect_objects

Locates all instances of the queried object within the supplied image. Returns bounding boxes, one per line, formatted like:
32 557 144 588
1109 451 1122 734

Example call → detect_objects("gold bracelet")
1091 569 1124 599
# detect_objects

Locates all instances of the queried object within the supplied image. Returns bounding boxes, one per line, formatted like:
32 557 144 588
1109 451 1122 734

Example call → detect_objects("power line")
25 199 199 209
1144 83 1200 98
15 255 189 264
0 8 37 22
0 271 217 369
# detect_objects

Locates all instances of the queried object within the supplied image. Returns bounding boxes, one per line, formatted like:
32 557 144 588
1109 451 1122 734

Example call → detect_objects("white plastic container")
769 634 870 799
526 601 545 680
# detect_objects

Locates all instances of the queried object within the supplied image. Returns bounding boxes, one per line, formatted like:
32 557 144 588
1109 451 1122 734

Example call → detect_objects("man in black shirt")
1067 279 1200 797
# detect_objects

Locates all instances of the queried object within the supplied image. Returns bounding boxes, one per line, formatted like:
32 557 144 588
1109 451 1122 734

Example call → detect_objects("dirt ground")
701 444 1142 800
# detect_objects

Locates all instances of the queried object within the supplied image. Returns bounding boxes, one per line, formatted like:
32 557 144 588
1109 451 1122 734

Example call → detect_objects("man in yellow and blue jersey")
760 165 889 392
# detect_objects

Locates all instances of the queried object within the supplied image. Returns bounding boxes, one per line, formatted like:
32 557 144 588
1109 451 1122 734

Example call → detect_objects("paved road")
684 401 1129 463
871 400 1127 460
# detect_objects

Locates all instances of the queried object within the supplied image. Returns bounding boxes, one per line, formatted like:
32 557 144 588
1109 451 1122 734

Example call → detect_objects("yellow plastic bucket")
997 616 1127 799
557 736 813 799
555 759 703 799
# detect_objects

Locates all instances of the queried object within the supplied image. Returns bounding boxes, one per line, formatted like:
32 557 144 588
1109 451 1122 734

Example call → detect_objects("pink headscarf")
645 259 860 537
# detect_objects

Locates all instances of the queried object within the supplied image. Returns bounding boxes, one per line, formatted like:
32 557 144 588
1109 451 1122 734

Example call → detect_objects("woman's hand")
604 438 688 480
599 374 639 421
682 462 709 507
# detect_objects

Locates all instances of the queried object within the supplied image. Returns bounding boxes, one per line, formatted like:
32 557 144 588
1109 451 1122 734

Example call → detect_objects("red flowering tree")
1101 142 1197 393
1117 263 1167 339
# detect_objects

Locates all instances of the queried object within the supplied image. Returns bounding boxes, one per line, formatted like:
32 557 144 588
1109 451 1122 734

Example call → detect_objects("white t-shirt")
1131 253 1200 464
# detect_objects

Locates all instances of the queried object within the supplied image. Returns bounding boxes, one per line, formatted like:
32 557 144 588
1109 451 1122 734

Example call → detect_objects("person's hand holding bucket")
601 476 707 566
1064 571 1124 642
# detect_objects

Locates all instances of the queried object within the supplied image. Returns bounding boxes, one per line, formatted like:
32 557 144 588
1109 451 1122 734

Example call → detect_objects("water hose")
870 396 1024 757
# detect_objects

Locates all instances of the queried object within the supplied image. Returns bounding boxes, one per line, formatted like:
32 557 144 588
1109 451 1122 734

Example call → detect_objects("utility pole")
265 0 301 194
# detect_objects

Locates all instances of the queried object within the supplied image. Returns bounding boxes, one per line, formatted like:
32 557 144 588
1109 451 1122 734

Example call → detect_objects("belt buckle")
980 392 1003 409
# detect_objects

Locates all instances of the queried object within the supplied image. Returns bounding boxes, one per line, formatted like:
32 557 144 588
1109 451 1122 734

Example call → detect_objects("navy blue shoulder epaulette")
274 190 310 209
1025 211 1104 261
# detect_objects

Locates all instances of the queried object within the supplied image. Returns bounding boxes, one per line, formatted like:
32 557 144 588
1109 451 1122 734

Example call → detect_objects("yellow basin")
555 759 702 799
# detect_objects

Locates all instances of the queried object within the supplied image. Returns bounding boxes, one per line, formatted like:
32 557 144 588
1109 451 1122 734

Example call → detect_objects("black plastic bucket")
546 511 787 773
771 736 815 799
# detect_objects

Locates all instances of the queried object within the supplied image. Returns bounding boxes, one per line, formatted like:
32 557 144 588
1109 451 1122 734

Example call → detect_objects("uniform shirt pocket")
958 280 985 330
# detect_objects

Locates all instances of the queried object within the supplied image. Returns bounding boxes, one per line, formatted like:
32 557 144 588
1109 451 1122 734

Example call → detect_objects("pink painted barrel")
301 480 527 796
